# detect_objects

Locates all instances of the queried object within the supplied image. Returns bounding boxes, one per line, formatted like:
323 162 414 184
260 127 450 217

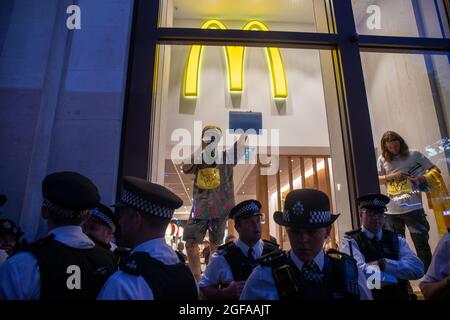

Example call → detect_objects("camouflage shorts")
183 216 228 245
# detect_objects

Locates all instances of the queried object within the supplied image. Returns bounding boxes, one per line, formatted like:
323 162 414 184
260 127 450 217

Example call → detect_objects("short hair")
47 208 83 225
380 131 409 162
141 212 171 230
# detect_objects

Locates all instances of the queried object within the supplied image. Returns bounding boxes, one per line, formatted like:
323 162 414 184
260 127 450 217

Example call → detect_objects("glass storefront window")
352 0 450 38
361 51 450 255
152 43 354 253
159 0 331 33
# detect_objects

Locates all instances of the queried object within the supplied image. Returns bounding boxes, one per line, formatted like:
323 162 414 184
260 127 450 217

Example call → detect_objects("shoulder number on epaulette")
258 249 286 266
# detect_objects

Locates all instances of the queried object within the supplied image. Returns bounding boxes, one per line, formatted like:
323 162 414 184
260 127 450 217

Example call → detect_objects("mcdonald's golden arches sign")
184 20 288 99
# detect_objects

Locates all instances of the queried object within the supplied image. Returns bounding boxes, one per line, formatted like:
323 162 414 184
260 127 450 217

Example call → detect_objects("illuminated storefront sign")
184 20 288 99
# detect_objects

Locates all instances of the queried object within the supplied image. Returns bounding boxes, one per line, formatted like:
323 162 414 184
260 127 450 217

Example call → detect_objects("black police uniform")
345 193 412 300
217 200 278 283
241 189 361 300
100 176 198 300
345 228 409 300
217 239 278 283
0 218 24 257
260 249 360 300
20 172 116 300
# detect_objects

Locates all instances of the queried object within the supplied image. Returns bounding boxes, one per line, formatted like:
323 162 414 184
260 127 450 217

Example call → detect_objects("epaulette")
344 228 362 239
262 239 279 248
217 241 234 250
262 239 279 254
326 248 355 261
217 241 234 255
258 249 286 267
114 247 131 259
119 252 144 276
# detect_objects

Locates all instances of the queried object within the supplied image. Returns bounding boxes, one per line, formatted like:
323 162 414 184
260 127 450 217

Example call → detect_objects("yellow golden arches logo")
183 20 288 99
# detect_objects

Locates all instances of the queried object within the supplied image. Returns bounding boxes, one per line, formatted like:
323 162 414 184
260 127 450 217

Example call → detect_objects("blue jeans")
384 209 432 270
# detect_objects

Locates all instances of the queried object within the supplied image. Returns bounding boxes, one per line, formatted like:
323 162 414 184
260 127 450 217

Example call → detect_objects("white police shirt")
240 250 373 300
420 231 450 289
97 237 180 300
110 241 118 252
341 227 424 285
0 225 95 300
199 239 264 288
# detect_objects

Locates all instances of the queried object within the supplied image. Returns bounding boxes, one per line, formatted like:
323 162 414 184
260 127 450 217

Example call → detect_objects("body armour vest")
261 249 360 300
27 236 117 300
119 251 198 300
219 240 279 282
345 228 409 300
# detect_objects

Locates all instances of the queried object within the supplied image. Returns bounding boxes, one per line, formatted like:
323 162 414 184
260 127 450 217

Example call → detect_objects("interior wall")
163 44 330 149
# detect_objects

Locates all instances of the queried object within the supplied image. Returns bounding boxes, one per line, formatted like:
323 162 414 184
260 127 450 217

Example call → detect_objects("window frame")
119 0 450 228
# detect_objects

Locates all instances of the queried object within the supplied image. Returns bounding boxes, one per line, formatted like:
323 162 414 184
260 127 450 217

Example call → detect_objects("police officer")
241 189 373 300
97 176 198 300
342 194 424 300
82 203 132 265
0 195 20 265
420 228 450 300
83 203 119 251
0 219 23 257
199 200 278 300
0 171 117 300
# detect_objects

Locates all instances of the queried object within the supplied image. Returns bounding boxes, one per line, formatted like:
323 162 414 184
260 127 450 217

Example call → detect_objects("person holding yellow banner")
182 125 247 281
377 131 436 271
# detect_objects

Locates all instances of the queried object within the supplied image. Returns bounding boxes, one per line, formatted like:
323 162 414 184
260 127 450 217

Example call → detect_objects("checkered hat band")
309 211 332 224
1 221 19 235
120 190 174 219
43 199 82 219
91 209 115 231
235 203 260 217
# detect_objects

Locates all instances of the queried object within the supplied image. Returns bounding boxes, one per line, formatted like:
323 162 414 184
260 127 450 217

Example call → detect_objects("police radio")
341 256 360 296
327 249 360 297
272 264 301 299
